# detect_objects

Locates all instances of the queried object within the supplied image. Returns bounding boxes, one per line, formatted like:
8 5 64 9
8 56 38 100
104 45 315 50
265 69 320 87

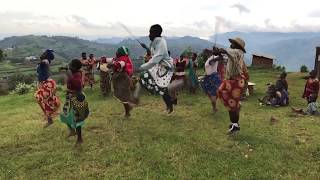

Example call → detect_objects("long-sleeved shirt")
225 48 247 79
139 37 172 71
205 55 219 75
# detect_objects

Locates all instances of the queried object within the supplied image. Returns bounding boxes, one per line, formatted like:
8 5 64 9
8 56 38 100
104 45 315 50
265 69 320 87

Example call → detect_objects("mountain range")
1 32 320 71
211 32 320 71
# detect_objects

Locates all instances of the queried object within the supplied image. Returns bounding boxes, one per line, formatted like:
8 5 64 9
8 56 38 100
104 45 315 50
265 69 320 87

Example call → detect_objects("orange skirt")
35 79 61 118
218 75 245 111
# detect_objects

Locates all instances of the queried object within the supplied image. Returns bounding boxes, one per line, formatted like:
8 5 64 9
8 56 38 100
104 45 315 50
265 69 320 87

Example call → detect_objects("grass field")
1 69 320 179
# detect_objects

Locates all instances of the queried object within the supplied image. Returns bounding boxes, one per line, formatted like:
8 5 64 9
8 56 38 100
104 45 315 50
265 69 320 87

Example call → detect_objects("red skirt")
218 75 245 111
35 79 61 118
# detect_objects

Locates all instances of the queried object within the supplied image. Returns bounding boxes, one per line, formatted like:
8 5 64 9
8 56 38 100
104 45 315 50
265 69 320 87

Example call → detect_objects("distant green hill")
0 35 214 63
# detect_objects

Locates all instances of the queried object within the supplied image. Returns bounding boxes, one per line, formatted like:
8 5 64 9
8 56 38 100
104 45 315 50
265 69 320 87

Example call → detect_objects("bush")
8 73 36 90
10 82 36 95
300 65 309 73
0 84 9 95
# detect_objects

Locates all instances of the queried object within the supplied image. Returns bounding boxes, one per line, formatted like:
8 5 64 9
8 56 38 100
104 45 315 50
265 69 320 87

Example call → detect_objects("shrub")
10 82 36 95
300 65 309 73
8 73 36 90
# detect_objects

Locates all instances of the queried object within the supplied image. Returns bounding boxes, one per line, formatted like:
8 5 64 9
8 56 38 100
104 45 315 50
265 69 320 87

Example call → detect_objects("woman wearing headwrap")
215 37 248 134
138 24 175 114
35 49 61 128
108 46 137 117
60 59 89 146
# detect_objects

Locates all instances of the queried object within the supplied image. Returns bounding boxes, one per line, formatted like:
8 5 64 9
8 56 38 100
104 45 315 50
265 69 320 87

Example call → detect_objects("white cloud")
1 0 320 39
230 3 251 14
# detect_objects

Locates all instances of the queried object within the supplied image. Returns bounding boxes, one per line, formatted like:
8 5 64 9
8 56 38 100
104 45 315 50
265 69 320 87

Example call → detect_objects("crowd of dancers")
34 24 320 146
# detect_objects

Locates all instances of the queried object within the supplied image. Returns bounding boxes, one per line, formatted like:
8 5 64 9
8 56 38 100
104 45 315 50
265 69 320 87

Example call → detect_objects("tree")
0 49 5 62
300 65 309 73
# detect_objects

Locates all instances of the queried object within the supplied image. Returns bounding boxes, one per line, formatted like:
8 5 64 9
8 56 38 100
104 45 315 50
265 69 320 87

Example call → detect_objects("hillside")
1 69 320 179
0 35 214 62
212 32 320 71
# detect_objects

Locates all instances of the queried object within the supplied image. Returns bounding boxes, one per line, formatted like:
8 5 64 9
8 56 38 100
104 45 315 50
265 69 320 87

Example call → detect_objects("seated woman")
259 72 289 107
291 95 320 116
273 72 289 106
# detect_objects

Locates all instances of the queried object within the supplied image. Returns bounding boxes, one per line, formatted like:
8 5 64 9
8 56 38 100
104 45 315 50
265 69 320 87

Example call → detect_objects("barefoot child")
35 49 61 128
60 59 89 145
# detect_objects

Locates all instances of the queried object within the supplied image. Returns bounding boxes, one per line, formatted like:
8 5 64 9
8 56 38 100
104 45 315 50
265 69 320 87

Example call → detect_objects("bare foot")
66 131 77 138
43 121 53 128
212 108 218 114
75 139 83 147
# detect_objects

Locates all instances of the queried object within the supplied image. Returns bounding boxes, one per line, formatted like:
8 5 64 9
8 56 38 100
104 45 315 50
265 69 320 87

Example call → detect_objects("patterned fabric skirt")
60 92 89 129
218 75 245 111
140 70 170 96
100 71 111 96
84 70 95 85
35 79 61 118
112 71 136 104
201 73 221 96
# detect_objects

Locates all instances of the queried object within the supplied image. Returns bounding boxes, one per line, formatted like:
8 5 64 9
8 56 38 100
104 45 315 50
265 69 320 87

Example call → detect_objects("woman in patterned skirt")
216 37 248 134
35 49 61 128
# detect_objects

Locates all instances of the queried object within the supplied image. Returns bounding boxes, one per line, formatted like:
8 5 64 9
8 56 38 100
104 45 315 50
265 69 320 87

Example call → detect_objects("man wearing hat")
215 37 249 134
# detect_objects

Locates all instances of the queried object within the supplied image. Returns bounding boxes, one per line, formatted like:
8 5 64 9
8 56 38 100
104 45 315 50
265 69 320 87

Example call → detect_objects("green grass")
1 69 320 179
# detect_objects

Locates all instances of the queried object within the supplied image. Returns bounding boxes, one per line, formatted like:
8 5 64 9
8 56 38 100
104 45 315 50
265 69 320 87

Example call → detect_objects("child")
35 49 61 128
60 59 89 146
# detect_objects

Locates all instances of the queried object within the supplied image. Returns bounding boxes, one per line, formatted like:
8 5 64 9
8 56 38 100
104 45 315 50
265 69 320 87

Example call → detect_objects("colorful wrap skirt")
35 79 61 118
60 92 89 129
201 73 221 96
139 71 171 96
84 69 95 86
218 75 245 111
112 71 136 104
100 71 111 96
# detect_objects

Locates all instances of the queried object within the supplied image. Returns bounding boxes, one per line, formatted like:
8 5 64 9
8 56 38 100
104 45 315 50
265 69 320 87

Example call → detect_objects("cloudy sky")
1 0 320 39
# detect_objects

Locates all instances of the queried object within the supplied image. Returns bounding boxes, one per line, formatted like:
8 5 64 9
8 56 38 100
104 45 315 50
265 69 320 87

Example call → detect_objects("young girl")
35 49 61 128
109 46 137 117
60 59 89 145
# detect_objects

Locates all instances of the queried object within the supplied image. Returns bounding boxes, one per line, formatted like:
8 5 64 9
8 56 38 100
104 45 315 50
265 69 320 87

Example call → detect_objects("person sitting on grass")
291 95 320 116
272 72 289 106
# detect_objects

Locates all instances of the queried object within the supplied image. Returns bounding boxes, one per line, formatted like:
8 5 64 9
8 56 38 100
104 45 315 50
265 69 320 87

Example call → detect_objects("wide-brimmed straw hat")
229 37 246 53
